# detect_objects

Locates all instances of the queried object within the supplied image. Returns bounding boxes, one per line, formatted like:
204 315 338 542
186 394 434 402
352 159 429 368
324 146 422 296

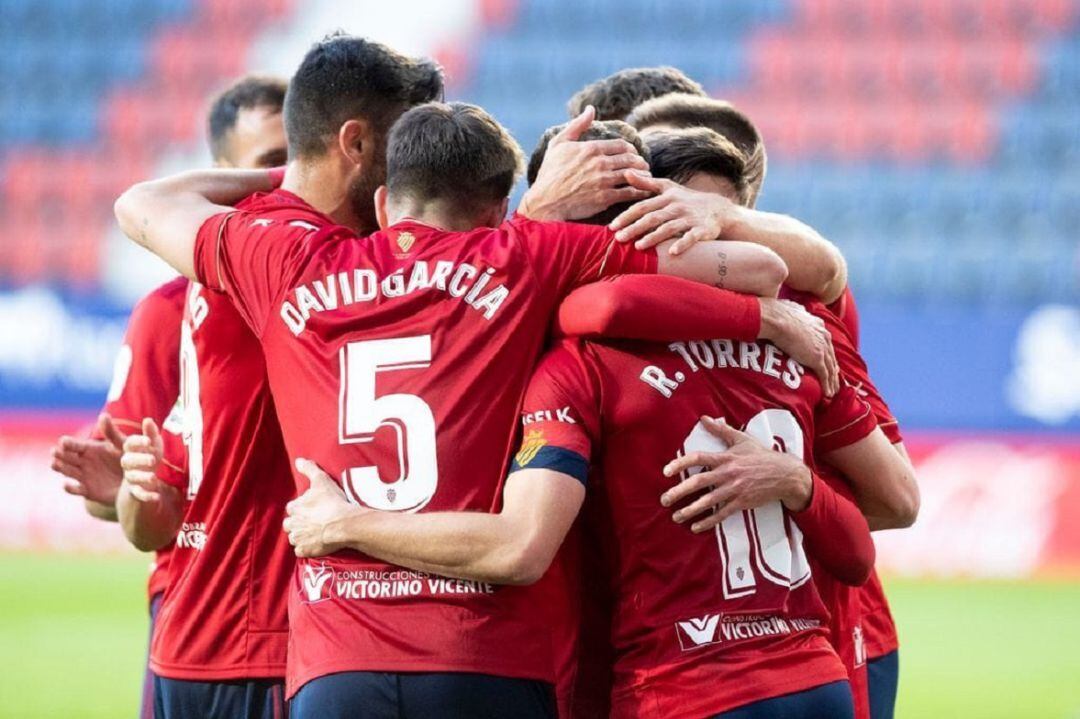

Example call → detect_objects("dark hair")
567 66 706 122
646 128 752 206
526 120 650 225
285 33 444 158
526 120 649 186
207 75 288 161
386 102 524 215
628 94 766 205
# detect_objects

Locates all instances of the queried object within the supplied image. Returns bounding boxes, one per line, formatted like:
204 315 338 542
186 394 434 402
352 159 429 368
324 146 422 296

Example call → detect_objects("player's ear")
337 119 366 167
374 186 390 230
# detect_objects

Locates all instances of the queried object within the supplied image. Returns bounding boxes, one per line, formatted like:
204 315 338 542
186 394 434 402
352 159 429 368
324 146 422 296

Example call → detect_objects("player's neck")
388 199 493 233
281 161 367 233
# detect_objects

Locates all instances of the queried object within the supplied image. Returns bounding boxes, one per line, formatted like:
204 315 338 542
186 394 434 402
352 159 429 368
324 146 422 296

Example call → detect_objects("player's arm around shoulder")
286 460 585 586
114 168 278 279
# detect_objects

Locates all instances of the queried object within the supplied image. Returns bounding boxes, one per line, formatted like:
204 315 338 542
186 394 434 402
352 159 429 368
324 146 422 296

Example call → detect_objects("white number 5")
339 336 439 511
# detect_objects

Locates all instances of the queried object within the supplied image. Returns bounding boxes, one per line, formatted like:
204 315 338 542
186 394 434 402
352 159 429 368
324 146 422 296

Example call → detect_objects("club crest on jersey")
515 430 547 467
395 231 416 254
301 562 335 604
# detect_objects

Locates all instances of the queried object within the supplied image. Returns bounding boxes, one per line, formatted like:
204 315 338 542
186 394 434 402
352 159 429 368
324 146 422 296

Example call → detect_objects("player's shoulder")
132 275 189 323
503 214 613 243
228 189 336 233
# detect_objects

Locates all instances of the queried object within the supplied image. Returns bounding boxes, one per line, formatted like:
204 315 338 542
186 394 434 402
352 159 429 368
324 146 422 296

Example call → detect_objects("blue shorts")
153 675 286 719
712 680 855 719
290 671 556 719
867 650 899 719
140 592 164 719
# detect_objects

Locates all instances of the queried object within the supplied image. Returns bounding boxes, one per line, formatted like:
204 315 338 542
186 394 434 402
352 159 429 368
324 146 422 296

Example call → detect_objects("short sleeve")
97 279 185 436
814 303 904 445
814 383 878 455
193 208 323 335
510 216 657 299
510 341 603 485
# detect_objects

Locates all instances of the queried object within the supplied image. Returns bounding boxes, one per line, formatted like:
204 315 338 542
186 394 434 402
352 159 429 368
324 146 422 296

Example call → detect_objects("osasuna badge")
515 430 547 467
396 231 416 253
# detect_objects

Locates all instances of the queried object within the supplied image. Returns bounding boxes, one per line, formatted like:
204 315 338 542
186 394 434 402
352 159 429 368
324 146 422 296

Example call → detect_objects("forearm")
328 510 535 585
555 275 761 341
115 168 275 278
724 207 847 303
84 499 118 522
793 472 874 585
116 484 183 552
657 239 787 297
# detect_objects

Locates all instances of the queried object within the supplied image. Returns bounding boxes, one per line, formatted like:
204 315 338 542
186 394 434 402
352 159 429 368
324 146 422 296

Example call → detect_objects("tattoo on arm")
138 216 150 246
715 251 728 289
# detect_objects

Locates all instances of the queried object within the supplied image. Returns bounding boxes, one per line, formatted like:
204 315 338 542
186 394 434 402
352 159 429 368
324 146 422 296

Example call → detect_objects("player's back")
212 206 656 695
150 280 294 681
570 334 867 717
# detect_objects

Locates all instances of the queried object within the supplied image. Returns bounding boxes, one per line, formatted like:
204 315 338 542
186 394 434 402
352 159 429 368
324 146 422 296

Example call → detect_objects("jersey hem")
286 659 554 700
149 659 287 682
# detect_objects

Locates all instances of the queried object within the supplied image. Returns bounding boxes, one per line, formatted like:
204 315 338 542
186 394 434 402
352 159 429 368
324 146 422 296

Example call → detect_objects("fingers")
601 185 654 208
123 433 154 455
700 416 746 446
121 450 158 472
600 151 650 173
667 226 712 256
633 216 692 251
142 417 162 448
294 458 336 489
619 170 667 196
551 106 596 144
823 333 839 398
663 451 722 478
128 484 161 503
661 465 725 506
51 455 82 479
673 483 737 526
690 500 749 534
98 414 126 450
610 191 670 235
57 436 87 456
62 480 88 497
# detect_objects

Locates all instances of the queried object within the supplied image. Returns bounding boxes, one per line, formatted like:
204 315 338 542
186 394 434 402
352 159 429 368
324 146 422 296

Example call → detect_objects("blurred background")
0 0 1077 717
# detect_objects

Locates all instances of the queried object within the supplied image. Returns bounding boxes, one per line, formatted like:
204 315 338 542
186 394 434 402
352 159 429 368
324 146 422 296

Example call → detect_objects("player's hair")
567 66 706 122
526 120 650 226
285 33 444 159
386 102 525 217
207 75 288 162
627 94 766 206
646 128 752 206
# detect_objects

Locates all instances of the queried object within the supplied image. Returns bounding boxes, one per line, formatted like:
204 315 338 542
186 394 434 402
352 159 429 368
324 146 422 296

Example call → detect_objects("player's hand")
121 418 169 503
758 298 840 397
660 416 812 533
518 105 653 222
285 459 360 558
609 175 736 255
49 414 127 504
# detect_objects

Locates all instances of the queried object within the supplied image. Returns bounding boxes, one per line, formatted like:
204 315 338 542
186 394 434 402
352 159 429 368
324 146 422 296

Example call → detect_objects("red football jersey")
808 468 871 719
820 286 902 660
827 285 860 349
517 332 878 719
148 279 295 681
97 276 188 599
192 190 657 697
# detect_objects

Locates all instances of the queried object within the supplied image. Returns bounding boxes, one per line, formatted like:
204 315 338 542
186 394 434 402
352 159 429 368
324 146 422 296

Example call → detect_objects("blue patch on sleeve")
511 446 589 486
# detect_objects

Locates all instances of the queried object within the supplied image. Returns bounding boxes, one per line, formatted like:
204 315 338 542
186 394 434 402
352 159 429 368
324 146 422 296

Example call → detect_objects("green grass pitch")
1 552 1078 718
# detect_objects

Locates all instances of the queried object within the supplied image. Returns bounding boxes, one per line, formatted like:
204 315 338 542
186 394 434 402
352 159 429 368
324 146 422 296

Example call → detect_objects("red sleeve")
510 341 602 484
812 303 904 445
814 383 878 455
791 469 874 586
826 285 860 349
193 208 326 336
97 279 185 437
554 274 760 341
510 215 657 300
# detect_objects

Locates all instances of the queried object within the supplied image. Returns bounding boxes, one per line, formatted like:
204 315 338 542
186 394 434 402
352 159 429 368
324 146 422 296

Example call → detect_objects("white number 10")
678 409 812 599
338 336 439 512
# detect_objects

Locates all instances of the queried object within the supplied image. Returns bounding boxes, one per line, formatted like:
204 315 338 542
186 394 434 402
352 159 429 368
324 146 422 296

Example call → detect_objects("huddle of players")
52 33 919 719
